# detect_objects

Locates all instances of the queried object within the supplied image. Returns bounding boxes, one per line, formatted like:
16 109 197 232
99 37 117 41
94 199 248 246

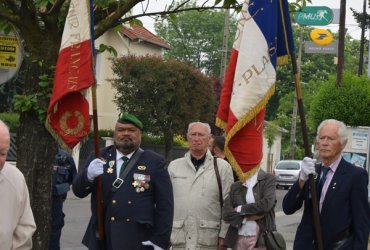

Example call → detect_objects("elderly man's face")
114 123 142 154
0 130 10 170
317 123 345 165
187 123 210 155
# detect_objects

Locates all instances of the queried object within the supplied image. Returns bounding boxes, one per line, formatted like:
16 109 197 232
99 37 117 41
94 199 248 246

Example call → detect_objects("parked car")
273 160 302 189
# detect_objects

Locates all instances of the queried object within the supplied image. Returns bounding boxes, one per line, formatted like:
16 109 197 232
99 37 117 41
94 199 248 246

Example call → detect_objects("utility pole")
289 29 303 159
336 0 346 86
358 0 367 76
220 8 230 85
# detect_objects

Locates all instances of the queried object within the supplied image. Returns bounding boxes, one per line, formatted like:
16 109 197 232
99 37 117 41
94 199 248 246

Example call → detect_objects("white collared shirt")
116 150 134 178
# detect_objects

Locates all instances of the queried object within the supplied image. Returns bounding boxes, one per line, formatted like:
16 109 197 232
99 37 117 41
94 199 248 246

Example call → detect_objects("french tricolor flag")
216 0 295 181
46 0 95 149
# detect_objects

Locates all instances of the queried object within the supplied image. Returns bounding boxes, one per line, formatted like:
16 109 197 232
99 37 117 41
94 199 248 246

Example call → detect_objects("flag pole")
290 53 323 250
91 84 105 240
89 0 104 241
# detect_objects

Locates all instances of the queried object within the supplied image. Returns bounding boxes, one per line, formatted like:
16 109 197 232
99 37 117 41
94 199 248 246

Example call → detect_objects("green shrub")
0 113 20 132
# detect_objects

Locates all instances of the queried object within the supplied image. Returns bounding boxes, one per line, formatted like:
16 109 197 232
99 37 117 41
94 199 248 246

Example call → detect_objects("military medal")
132 173 151 192
107 160 115 174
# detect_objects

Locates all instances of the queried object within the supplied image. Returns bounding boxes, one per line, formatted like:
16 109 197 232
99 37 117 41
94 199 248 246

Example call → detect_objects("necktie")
318 166 330 198
119 156 129 175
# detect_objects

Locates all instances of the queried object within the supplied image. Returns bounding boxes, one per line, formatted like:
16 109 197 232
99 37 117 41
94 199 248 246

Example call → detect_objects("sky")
132 0 367 40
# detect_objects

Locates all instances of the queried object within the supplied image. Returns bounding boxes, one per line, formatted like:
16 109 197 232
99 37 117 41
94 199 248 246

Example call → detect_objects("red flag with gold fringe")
46 0 95 149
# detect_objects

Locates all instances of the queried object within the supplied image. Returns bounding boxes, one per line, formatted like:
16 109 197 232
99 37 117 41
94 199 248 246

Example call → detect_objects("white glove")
87 158 105 181
299 157 316 182
142 240 164 250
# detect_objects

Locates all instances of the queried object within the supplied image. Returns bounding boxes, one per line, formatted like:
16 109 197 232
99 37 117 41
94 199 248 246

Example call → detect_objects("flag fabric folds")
46 0 95 149
216 0 295 182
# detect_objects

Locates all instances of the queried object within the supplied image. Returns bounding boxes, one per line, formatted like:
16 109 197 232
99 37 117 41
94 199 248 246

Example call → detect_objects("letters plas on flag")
46 0 95 150
216 0 295 182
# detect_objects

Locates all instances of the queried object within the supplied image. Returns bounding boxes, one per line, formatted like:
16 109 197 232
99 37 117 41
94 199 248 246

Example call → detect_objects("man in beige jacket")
0 120 36 249
168 122 234 250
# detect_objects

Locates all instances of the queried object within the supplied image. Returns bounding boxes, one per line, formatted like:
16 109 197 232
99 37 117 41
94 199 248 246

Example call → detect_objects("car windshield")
276 162 300 170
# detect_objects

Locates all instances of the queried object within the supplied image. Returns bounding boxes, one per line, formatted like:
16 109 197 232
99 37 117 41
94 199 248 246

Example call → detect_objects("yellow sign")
0 36 18 69
310 29 333 46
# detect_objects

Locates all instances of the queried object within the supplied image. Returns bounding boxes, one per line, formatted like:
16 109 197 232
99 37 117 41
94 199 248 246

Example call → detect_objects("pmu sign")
295 6 333 26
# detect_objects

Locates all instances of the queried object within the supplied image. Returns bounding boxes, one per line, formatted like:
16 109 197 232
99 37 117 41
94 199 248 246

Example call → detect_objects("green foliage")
155 4 237 76
13 69 53 123
0 113 19 132
110 54 216 139
308 72 370 129
141 133 186 147
96 44 118 57
265 121 279 149
267 25 361 121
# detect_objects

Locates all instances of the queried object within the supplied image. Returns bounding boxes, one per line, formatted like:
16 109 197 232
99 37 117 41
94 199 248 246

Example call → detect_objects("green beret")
117 113 143 130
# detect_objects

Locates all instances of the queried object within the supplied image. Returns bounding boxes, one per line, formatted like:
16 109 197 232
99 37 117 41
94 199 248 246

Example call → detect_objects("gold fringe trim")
45 117 73 154
278 0 293 61
215 117 227 130
224 84 276 181
277 55 289 66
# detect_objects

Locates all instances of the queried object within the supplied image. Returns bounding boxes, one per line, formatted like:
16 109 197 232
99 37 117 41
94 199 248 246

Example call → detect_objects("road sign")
310 29 333 46
0 36 18 69
295 6 333 26
304 41 338 54
0 33 23 85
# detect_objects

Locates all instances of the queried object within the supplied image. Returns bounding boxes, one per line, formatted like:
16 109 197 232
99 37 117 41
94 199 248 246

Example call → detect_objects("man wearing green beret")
73 113 174 250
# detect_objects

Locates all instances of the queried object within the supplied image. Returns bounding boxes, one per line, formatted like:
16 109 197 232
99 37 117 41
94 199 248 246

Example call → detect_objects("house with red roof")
91 24 170 129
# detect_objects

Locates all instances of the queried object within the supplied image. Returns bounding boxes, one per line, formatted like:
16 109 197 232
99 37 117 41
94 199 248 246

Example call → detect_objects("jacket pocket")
198 220 220 246
171 220 186 245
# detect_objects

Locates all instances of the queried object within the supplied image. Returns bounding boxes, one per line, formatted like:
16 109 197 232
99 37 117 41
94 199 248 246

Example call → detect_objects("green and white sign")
295 6 333 26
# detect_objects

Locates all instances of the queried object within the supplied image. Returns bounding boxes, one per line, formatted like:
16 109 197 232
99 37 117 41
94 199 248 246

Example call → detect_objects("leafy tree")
155 3 237 76
308 72 370 129
111 55 216 162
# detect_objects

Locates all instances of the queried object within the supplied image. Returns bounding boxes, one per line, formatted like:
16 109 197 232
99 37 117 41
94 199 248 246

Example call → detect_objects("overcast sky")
133 0 367 40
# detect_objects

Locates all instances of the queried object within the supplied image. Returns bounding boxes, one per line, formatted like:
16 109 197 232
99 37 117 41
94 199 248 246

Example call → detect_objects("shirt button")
126 218 130 222
111 217 115 221
128 201 132 204
112 200 116 204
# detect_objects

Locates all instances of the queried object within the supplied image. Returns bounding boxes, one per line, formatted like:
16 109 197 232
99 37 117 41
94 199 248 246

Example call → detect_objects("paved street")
61 189 301 249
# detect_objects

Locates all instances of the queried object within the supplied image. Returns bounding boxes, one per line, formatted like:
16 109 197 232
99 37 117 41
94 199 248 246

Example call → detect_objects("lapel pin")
138 166 146 170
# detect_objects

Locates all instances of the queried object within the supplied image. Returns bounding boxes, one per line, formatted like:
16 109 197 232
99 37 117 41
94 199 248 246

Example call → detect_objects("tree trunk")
16 62 58 249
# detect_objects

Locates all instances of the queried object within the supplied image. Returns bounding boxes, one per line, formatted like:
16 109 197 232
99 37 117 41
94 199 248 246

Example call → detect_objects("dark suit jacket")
282 158 370 250
72 146 174 250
